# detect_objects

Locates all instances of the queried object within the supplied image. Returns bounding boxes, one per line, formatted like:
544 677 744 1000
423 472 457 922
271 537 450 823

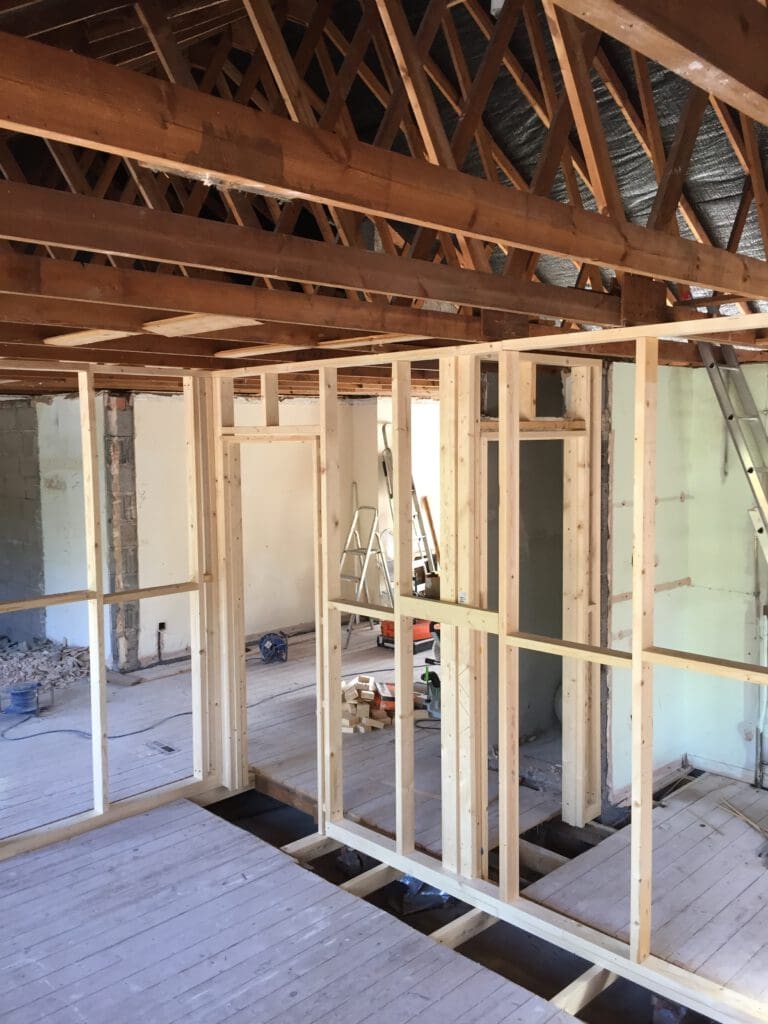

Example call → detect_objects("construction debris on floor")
0 636 89 691
340 673 429 733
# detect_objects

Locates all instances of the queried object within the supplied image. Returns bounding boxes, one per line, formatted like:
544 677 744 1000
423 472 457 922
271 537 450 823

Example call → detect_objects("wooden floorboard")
524 773 768 1008
1 631 560 853
0 667 195 839
0 801 577 1024
246 631 561 857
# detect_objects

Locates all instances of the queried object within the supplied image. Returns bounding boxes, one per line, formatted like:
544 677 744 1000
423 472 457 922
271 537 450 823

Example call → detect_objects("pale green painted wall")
608 363 765 800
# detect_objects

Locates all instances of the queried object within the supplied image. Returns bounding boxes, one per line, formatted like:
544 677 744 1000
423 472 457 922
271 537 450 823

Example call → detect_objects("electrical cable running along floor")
0 800 578 1024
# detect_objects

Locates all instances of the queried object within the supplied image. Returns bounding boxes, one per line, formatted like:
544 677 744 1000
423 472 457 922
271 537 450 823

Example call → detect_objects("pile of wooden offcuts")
341 675 392 734
341 673 430 734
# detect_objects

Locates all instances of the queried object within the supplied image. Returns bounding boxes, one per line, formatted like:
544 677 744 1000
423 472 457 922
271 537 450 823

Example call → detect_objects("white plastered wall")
375 397 441 574
237 395 380 635
36 391 434 664
608 362 764 799
132 393 384 660
38 395 97 647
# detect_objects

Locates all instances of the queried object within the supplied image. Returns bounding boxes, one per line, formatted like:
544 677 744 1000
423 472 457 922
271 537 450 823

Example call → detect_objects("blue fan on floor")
258 632 288 664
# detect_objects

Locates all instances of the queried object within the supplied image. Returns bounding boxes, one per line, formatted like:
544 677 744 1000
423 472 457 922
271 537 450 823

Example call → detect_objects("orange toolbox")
377 618 433 650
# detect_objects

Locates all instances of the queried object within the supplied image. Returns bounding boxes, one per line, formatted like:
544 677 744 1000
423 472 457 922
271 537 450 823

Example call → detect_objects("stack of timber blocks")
341 675 391 733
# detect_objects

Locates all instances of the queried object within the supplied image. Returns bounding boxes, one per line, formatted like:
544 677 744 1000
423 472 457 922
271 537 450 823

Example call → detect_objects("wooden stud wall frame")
218 396 325 824
3 307 768 1022
0 365 227 862
221 317 768 1024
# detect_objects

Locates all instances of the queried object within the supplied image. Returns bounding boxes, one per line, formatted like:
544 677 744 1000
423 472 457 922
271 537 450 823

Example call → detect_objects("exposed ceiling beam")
0 251 488 343
0 339 221 369
552 0 768 128
0 181 620 326
0 293 393 356
0 31 766 299
0 294 156 332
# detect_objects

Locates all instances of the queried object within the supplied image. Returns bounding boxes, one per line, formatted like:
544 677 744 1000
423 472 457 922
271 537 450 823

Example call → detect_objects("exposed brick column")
0 399 45 642
104 393 140 672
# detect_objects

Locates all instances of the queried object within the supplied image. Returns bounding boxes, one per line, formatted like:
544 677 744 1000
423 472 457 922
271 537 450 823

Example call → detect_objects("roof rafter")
551 0 768 128
0 28 764 300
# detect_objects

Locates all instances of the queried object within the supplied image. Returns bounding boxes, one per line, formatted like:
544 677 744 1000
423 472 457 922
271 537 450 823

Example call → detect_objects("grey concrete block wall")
0 399 45 642
486 368 565 747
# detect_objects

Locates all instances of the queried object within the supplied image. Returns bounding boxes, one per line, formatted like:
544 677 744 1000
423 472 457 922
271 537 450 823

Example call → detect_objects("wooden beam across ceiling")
0 251 489 344
0 30 766 299
0 181 620 326
552 0 768 129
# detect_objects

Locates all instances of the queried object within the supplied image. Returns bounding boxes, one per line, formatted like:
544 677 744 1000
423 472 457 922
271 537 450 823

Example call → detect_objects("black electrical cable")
0 661 436 742
0 710 194 742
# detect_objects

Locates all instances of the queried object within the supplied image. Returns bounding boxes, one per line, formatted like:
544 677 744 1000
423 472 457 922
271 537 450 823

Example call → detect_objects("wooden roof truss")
0 0 767 392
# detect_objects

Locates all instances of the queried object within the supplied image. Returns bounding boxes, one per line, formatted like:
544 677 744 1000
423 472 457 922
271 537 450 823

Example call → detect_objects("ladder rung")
342 548 368 557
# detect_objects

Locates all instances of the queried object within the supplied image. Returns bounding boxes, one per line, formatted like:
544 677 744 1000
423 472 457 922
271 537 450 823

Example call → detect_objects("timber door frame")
215 374 326 823
479 357 602 827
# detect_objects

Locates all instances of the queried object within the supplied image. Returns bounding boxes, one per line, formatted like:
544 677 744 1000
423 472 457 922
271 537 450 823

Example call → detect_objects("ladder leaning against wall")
699 341 768 789
699 342 768 561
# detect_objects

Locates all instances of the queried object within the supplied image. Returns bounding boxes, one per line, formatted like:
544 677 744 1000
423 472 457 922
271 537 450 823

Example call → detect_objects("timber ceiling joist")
1 0 768 393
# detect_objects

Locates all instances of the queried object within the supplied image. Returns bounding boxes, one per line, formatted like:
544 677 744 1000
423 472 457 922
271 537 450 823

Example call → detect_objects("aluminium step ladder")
339 503 394 648
698 342 768 563
700 341 768 791
380 424 438 579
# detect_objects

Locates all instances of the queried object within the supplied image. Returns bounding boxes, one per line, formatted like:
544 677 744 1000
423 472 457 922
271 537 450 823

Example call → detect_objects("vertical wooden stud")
562 366 592 827
519 359 536 421
393 361 415 853
184 375 208 781
319 367 343 824
477 428 491 881
456 354 485 878
312 433 327 832
498 350 520 901
78 370 108 815
199 374 221 782
630 336 658 962
439 356 461 872
261 372 279 427
213 378 247 791
587 363 604 818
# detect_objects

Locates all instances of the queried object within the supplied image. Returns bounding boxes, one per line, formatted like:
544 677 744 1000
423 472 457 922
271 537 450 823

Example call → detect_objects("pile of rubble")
0 636 89 691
